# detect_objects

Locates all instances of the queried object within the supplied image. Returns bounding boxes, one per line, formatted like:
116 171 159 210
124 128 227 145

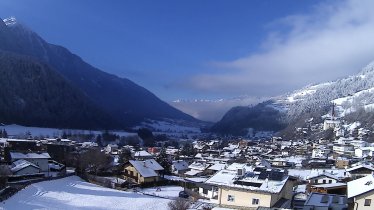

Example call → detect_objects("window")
203 189 208 194
314 180 318 184
365 199 371 206
252 198 259 205
227 195 235 202
323 180 326 184
329 180 332 184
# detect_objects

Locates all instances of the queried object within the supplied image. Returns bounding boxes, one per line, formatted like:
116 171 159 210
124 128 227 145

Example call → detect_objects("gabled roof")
10 152 51 159
348 174 374 198
134 150 152 157
308 172 340 181
208 163 227 171
347 164 374 172
129 159 163 178
11 159 40 173
172 160 188 171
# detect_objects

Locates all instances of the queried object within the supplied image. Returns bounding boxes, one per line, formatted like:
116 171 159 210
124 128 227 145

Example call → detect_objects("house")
11 159 40 176
207 163 227 174
333 144 354 155
303 192 347 210
104 144 119 154
10 152 51 172
307 172 342 185
323 119 341 131
123 159 164 184
185 162 210 177
347 174 374 210
204 166 295 209
347 165 374 180
171 160 189 175
335 158 350 169
355 147 374 158
207 140 220 150
132 150 153 160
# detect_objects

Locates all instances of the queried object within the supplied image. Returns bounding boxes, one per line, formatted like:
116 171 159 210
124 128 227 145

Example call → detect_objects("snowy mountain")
0 17 198 128
212 61 374 136
171 96 267 122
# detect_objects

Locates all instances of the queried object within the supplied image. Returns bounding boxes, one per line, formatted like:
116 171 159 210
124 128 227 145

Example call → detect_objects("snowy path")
0 176 171 210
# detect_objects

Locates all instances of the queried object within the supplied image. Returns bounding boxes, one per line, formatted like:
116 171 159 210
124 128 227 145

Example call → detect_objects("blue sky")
2 0 374 121
0 0 324 100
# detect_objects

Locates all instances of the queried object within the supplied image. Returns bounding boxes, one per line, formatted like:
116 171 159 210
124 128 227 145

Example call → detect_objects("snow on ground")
134 119 201 134
286 83 332 103
0 124 136 138
332 87 374 117
141 186 183 198
0 176 172 210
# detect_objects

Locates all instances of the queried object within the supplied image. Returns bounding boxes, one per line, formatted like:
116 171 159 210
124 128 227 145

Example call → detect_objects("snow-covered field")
0 176 172 210
141 186 183 198
0 124 136 138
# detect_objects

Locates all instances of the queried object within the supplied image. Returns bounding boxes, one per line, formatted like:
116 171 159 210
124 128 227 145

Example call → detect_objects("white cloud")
190 0 374 97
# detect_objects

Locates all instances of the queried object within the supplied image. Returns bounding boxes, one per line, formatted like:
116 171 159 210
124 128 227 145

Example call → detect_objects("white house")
355 147 374 158
307 173 341 185
348 174 374 210
323 119 341 131
11 159 40 176
10 152 51 172
171 160 189 175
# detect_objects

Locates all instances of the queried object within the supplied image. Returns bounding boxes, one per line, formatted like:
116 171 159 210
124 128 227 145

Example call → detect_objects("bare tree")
0 165 12 189
168 198 190 210
77 149 112 175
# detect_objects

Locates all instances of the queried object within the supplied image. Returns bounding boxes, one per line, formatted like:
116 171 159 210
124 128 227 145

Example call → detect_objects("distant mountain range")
171 96 267 122
212 61 374 136
0 17 197 129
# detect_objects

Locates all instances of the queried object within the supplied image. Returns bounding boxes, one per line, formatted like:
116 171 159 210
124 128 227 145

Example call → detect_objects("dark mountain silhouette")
0 17 197 128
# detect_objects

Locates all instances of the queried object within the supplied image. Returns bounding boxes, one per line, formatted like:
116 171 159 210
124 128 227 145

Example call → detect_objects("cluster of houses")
2 117 374 210
0 138 66 180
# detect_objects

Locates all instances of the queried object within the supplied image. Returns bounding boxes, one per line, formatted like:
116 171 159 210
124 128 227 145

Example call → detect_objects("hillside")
0 17 197 128
0 51 116 129
212 62 374 136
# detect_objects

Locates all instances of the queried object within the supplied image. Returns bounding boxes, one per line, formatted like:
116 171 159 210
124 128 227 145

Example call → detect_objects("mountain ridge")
0 17 198 129
0 50 117 129
212 61 374 136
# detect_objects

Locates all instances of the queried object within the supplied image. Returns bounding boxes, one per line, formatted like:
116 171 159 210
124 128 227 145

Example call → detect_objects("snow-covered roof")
205 168 289 193
208 163 227 171
311 183 346 188
129 159 163 178
347 164 374 172
185 169 202 176
10 152 51 160
308 172 340 181
172 160 188 171
134 150 152 157
226 163 252 171
205 164 288 194
348 174 374 198
288 169 350 181
11 159 40 173
188 162 209 171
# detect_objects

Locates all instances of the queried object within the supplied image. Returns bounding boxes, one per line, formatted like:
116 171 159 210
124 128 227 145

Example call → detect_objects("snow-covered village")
3 1 374 210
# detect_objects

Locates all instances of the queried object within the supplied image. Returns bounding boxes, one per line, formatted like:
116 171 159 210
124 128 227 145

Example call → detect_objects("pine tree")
156 147 171 176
